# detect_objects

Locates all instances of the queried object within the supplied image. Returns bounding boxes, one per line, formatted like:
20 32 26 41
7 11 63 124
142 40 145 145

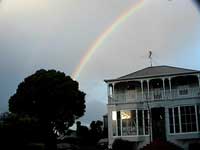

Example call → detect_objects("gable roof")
105 66 200 82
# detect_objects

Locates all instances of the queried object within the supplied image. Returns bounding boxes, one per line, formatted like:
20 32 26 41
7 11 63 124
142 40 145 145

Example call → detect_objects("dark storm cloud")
0 0 200 125
194 0 200 9
0 0 138 120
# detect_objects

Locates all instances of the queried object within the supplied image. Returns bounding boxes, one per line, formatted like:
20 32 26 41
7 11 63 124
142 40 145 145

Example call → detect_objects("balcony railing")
108 87 200 104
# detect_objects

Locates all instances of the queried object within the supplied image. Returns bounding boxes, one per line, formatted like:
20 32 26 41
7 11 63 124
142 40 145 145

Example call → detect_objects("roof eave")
104 71 200 83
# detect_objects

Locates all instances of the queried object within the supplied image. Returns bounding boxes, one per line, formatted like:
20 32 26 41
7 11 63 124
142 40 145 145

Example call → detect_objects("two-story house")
104 66 200 150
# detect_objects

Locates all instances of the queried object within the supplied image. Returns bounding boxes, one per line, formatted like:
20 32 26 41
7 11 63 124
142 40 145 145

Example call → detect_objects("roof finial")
149 51 153 67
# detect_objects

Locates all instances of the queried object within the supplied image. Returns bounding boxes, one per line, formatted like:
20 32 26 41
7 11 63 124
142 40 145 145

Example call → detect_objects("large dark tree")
9 69 86 150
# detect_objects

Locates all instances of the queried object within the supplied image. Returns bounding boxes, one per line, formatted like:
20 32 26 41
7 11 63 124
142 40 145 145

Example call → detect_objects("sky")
0 0 200 126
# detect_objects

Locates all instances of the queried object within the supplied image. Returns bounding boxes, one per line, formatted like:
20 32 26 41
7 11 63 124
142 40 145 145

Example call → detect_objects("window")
169 108 174 133
174 107 180 133
144 110 149 135
168 105 198 134
198 105 200 130
121 110 137 136
112 111 117 136
180 106 197 132
112 109 149 136
117 111 121 136
138 110 144 135
131 110 137 135
109 86 113 97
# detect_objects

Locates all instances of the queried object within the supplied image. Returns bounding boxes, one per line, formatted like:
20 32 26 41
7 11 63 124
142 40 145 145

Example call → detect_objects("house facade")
104 66 200 150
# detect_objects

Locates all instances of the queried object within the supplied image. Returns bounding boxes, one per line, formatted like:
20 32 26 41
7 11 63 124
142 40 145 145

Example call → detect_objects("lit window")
112 111 117 121
112 109 149 136
121 110 137 136
112 111 117 136
121 111 131 120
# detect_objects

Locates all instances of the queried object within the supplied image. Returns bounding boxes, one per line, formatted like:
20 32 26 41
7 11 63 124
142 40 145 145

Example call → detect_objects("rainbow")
72 0 145 79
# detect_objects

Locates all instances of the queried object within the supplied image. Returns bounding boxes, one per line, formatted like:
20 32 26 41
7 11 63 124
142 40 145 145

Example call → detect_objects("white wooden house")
105 66 200 150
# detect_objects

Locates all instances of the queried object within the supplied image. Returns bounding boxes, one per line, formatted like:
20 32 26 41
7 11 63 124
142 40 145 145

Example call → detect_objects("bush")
189 143 200 150
0 113 44 150
26 143 45 150
112 139 133 150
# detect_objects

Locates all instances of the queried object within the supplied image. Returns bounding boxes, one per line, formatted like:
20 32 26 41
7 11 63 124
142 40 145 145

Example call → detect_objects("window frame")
168 105 199 135
112 109 150 137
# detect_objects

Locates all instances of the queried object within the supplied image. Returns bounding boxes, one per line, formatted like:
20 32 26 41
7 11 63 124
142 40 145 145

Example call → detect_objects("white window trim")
195 105 199 131
143 110 145 135
168 105 200 135
116 111 118 136
112 111 118 137
136 109 139 136
172 108 175 134
169 131 200 136
113 109 150 137
178 106 182 133
117 135 150 138
120 111 122 136
148 110 151 136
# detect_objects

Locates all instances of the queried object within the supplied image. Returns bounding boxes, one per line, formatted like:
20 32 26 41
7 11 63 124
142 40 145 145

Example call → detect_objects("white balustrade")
108 87 200 104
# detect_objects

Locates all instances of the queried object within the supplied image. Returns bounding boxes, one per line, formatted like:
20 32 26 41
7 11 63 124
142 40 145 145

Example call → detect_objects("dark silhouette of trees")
76 121 90 145
0 112 43 150
89 120 103 144
112 139 133 150
75 120 105 145
8 69 86 150
76 121 89 138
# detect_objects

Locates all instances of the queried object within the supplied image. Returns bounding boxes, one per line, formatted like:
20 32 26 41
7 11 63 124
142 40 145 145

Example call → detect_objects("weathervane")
149 51 153 67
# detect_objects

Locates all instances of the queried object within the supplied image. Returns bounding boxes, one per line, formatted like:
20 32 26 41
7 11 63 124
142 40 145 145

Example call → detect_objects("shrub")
112 139 133 150
189 143 200 150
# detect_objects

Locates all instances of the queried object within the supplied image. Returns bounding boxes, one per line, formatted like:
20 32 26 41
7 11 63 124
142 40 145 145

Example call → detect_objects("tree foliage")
9 69 85 130
8 69 86 149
